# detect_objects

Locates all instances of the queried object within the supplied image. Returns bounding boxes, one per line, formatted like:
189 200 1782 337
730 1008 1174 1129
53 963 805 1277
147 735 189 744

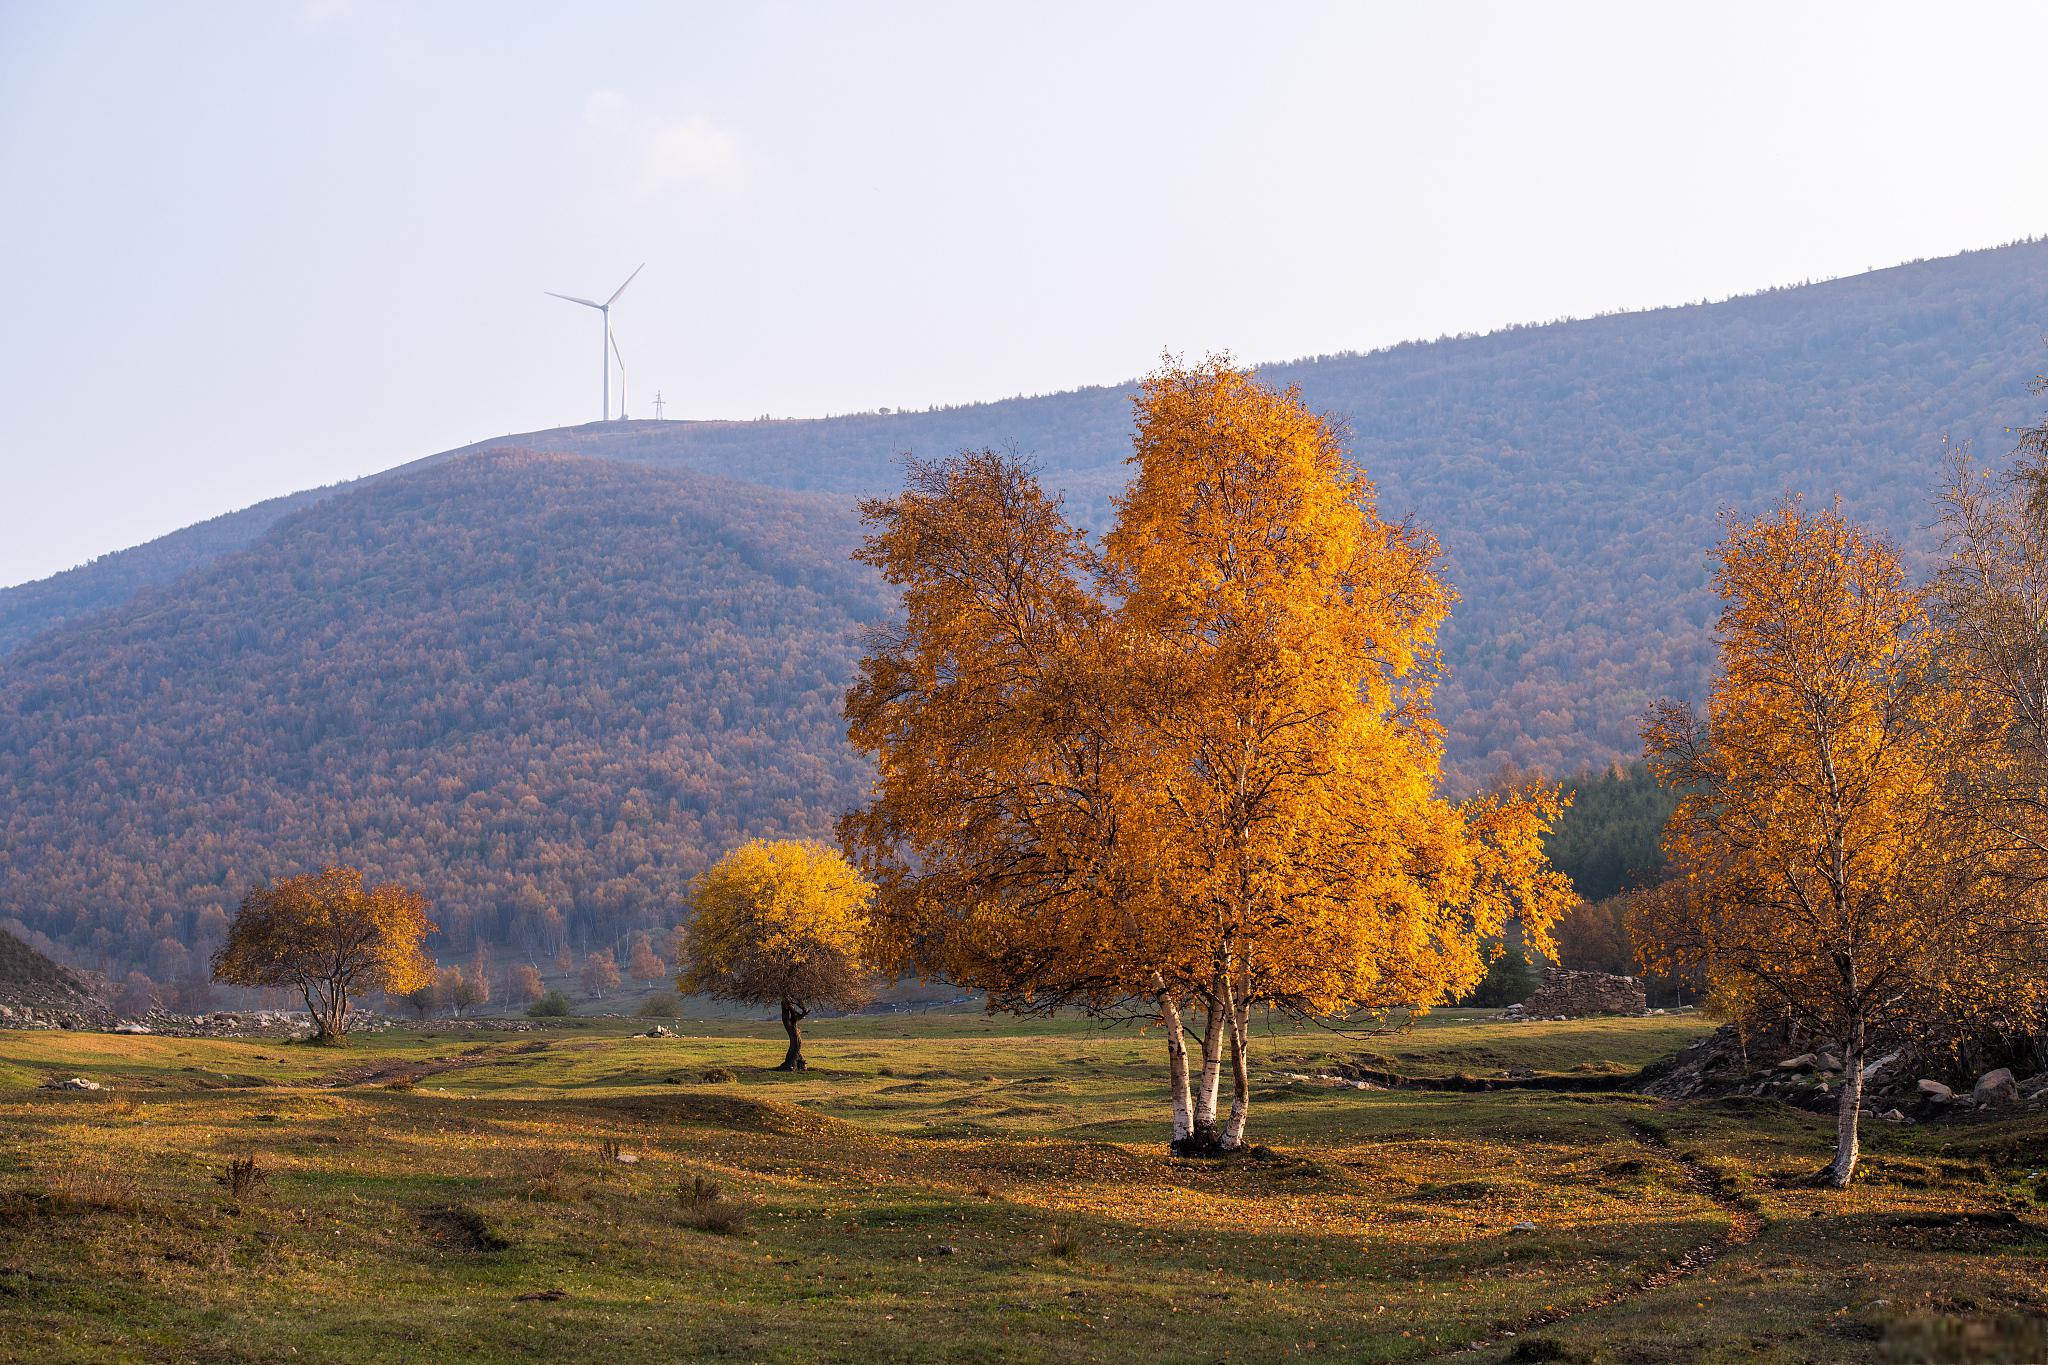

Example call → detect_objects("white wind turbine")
546 263 643 421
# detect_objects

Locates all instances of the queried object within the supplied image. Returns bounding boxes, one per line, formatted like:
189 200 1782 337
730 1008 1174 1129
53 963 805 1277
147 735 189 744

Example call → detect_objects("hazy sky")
3 1 2045 588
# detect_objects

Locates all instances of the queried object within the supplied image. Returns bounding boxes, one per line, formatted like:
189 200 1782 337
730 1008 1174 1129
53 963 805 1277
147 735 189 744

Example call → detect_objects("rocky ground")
1640 1019 2048 1126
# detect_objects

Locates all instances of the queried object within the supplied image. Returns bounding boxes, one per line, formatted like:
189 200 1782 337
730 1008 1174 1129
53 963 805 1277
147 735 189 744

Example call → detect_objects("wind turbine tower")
546 264 643 421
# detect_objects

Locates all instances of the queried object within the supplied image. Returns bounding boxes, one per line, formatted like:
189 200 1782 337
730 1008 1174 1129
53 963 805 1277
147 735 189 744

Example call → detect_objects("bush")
676 1172 751 1235
527 990 573 1018
1465 940 1540 1007
699 1066 737 1084
216 1154 269 1200
639 990 682 1018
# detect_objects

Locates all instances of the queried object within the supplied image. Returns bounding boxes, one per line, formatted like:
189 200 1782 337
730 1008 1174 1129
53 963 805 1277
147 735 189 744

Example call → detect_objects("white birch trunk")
1190 970 1229 1145
1161 992 1194 1145
1222 986 1251 1149
1828 1018 1864 1188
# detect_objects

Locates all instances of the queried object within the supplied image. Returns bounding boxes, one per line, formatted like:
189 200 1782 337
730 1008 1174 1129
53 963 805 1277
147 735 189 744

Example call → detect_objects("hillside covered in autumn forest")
0 453 885 978
3 240 2047 975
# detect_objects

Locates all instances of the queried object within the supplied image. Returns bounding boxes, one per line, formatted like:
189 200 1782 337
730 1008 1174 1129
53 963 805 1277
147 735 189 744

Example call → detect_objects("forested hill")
0 452 886 978
7 240 2046 782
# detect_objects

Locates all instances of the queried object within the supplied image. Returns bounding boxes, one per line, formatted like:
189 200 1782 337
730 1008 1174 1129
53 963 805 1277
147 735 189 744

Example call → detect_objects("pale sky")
2 1 2045 588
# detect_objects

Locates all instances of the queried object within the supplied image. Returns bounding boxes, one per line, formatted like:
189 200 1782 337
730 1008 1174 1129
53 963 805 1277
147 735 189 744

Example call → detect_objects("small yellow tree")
1637 501 2047 1187
212 866 435 1043
680 839 878 1071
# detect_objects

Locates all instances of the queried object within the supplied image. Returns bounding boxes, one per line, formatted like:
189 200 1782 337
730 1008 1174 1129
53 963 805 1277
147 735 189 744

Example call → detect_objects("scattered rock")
40 1076 100 1091
1508 1221 1539 1235
111 1021 151 1034
1816 1053 1842 1072
1917 1079 1954 1103
639 1026 674 1038
1974 1068 2019 1107
1879 1109 1907 1124
1779 1053 1816 1070
514 1289 566 1302
937 1244 957 1255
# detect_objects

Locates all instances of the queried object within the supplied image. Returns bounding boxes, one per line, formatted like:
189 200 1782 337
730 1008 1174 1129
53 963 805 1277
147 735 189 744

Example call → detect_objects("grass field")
3 1008 2047 1363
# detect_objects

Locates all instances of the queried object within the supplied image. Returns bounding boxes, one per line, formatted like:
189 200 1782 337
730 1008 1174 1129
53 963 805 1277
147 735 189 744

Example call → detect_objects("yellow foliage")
211 866 435 1040
844 357 1575 1141
1635 500 2048 1184
680 839 878 1014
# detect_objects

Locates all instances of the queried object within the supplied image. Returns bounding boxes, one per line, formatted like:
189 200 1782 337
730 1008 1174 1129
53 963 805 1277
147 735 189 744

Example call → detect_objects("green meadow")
3 1009 2044 1363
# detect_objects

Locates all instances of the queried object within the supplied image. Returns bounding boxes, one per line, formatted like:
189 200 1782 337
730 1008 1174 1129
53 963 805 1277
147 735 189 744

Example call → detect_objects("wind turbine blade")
604 263 645 308
545 291 603 309
609 327 625 368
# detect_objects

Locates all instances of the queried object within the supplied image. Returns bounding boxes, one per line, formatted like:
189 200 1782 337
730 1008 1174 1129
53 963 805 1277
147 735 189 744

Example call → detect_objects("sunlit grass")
2 1010 2044 1362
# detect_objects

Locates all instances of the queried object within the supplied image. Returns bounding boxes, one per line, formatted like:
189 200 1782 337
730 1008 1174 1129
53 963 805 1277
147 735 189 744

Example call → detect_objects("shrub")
639 990 682 1018
1465 938 1540 1007
699 1066 737 1084
216 1154 269 1201
1047 1216 1083 1258
527 990 572 1018
676 1172 751 1235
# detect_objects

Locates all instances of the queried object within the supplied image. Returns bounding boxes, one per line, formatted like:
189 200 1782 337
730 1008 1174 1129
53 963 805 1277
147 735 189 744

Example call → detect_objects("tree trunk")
1222 986 1251 1150
776 999 809 1071
1828 1015 1865 1188
1185 969 1230 1152
305 979 344 1045
1161 991 1194 1146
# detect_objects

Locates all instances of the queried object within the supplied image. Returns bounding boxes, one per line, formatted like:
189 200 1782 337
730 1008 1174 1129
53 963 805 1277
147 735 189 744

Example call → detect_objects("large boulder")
1974 1068 2020 1107
1518 967 1647 1019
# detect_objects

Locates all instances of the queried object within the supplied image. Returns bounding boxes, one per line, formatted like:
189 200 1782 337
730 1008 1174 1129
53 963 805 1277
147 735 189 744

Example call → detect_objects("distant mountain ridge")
4 240 2048 975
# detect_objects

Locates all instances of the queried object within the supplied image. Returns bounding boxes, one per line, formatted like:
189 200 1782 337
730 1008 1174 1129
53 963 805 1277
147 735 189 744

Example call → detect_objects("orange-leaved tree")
506 962 545 1006
679 839 879 1071
1636 500 2046 1187
626 932 667 983
580 949 621 1000
212 866 436 1043
844 356 1573 1151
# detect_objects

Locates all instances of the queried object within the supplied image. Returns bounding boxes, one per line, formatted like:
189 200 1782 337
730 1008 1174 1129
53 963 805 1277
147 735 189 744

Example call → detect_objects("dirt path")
1438 1116 1765 1358
315 1039 553 1088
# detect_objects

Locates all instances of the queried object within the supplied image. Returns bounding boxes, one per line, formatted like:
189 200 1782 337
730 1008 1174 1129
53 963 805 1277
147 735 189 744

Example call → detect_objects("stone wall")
1512 967 1647 1019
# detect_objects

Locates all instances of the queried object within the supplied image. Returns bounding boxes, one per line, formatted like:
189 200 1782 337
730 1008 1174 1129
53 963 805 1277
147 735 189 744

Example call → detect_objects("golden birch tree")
1636 500 2048 1187
844 357 1573 1151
